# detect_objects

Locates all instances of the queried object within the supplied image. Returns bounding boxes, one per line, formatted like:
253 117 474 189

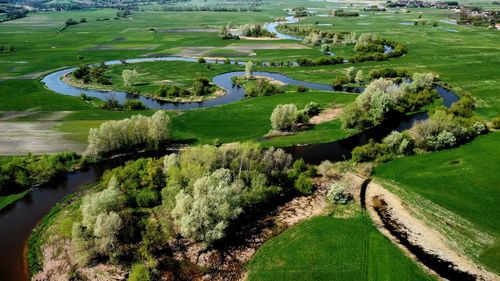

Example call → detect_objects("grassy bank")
247 213 435 281
0 190 29 211
374 132 500 273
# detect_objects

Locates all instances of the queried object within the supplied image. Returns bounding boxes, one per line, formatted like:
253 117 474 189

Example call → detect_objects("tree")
122 69 139 87
355 70 365 84
320 44 330 54
270 104 298 132
346 67 357 82
245 61 254 79
93 211 122 254
327 181 352 204
172 169 243 244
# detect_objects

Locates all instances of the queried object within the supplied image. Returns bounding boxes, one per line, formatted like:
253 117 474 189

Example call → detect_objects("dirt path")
365 180 499 281
309 107 342 125
0 111 85 155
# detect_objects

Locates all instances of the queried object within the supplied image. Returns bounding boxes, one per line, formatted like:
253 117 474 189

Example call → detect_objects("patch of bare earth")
365 180 499 281
0 111 85 155
309 107 342 125
33 239 126 281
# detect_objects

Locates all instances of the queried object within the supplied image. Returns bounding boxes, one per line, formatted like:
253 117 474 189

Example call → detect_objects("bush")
303 102 321 117
197 57 206 63
244 79 282 97
191 77 212 96
128 263 151 281
297 85 308 92
316 160 336 178
294 173 313 194
327 181 352 204
270 104 298 132
426 130 457 150
123 100 147 110
136 189 160 208
491 117 500 129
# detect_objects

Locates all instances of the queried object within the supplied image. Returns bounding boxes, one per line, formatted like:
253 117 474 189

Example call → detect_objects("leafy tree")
122 69 139 87
93 211 122 254
245 61 254 79
270 104 298 132
172 169 243 244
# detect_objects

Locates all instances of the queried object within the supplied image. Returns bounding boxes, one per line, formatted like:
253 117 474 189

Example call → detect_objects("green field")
247 214 435 281
374 132 500 273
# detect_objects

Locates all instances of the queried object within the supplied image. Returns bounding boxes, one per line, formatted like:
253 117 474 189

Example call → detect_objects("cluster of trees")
292 7 309 17
296 56 344 67
98 96 147 111
0 152 82 196
85 111 170 159
162 6 261 12
341 73 438 129
157 77 215 99
331 9 359 17
219 22 240 40
352 94 487 162
73 63 111 85
243 78 283 97
332 66 365 86
270 102 321 132
116 9 133 18
72 143 316 278
0 8 28 23
240 24 275 38
59 18 87 32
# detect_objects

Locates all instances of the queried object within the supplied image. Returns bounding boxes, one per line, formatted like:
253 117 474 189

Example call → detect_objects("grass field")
247 214 435 281
374 132 500 273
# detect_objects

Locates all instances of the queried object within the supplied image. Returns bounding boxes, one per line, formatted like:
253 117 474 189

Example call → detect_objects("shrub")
270 104 298 132
426 130 456 150
197 57 206 63
294 173 313 194
491 117 500 129
128 263 151 281
303 102 321 117
297 85 308 92
327 181 352 204
244 79 282 97
191 77 212 96
123 100 146 110
317 160 337 178
136 189 160 208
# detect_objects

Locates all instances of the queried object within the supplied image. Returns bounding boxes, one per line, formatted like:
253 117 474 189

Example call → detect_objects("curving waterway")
0 15 459 281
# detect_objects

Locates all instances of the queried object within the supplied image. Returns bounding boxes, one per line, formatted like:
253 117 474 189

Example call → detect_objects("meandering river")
0 15 459 281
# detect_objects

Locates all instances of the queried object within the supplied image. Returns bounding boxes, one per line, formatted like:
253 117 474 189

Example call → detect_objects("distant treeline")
162 6 261 12
0 7 28 23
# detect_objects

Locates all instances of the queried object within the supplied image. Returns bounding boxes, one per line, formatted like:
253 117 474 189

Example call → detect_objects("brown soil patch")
365 180 499 281
309 107 342 125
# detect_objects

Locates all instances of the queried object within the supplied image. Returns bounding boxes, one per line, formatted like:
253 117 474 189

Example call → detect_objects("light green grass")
374 132 500 273
247 214 435 281
171 91 356 146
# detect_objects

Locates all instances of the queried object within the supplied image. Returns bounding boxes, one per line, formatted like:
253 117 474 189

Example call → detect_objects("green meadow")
247 214 435 281
374 132 500 273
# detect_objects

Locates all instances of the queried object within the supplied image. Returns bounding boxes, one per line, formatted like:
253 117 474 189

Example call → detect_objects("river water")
0 16 459 281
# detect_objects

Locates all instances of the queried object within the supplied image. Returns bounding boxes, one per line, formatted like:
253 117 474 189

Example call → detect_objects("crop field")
247 214 435 281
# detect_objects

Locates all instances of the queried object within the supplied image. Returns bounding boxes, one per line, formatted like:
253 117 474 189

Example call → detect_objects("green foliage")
86 111 170 158
128 263 151 281
123 100 147 110
327 181 352 204
270 104 298 132
136 189 160 208
294 173 313 194
244 79 283 97
0 152 82 196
